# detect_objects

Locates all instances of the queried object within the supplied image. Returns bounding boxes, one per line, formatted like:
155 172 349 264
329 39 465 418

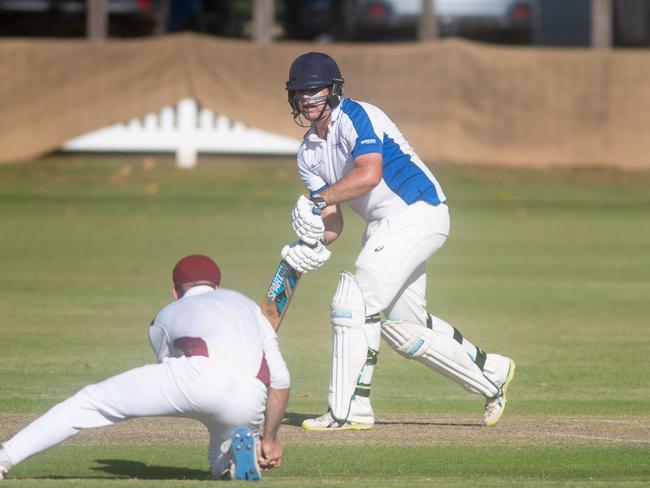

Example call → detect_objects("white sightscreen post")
176 98 197 168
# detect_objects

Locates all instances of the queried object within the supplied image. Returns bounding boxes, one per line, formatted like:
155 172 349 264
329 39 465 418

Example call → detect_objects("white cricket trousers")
1 356 267 476
354 200 509 396
355 201 450 322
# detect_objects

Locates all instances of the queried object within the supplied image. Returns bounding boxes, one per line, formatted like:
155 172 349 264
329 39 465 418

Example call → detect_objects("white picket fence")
63 98 301 168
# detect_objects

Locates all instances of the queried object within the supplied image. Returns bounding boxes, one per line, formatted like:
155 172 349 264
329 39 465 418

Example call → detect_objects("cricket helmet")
286 52 344 125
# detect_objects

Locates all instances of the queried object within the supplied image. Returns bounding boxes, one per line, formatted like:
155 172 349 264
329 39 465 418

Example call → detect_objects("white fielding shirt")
297 98 446 222
149 286 290 390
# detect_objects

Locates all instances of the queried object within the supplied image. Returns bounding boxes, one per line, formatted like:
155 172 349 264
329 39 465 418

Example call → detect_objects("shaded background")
1 0 650 169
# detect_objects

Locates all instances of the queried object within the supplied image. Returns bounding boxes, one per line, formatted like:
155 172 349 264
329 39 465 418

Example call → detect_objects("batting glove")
291 195 325 246
281 240 331 273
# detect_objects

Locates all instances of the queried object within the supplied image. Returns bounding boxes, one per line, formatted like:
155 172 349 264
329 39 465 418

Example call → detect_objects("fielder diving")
0 255 290 481
280 52 516 430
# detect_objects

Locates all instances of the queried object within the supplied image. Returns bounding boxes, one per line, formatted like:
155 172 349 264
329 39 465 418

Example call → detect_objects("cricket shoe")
483 358 516 427
0 466 7 481
302 411 373 431
229 426 261 481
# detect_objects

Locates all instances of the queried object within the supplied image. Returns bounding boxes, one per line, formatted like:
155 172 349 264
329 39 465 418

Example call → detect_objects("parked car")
283 0 333 40
283 0 540 44
436 0 540 44
0 0 162 37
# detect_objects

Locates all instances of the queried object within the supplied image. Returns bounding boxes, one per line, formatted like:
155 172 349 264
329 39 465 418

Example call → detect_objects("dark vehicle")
0 0 162 37
283 0 540 43
283 0 333 40
436 0 540 44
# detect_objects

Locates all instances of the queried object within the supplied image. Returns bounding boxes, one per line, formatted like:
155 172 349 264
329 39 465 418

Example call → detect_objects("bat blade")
260 259 301 331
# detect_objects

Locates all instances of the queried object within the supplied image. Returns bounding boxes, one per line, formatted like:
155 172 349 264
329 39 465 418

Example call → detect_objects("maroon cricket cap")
172 255 221 286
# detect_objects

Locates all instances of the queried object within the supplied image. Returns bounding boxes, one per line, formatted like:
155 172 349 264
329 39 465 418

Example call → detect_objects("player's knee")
67 382 109 413
48 383 101 421
384 305 428 325
78 383 101 399
352 275 392 317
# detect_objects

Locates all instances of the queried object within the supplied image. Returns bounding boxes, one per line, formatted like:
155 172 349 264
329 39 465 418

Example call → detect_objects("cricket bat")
262 203 323 331
261 259 302 331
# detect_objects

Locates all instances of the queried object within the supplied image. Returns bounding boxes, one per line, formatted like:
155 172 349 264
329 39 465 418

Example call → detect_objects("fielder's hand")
258 438 283 470
291 195 325 246
281 240 331 273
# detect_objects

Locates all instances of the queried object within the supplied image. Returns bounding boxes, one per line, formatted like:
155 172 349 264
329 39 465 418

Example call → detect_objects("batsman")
280 52 516 430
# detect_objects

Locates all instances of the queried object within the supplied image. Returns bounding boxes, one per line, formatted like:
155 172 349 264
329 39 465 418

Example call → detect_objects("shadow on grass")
283 411 481 428
283 411 319 427
91 459 212 480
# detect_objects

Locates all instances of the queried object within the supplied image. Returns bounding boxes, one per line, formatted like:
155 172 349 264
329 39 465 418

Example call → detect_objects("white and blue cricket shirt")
297 98 446 222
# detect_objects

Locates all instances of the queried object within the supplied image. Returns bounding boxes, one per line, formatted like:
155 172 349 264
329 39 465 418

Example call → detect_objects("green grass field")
1 155 649 486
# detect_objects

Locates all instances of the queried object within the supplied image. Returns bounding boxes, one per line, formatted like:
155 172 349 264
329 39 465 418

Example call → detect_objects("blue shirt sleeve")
342 100 383 158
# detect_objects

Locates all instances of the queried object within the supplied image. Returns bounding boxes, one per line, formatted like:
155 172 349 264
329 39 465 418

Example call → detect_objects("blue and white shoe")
230 426 261 481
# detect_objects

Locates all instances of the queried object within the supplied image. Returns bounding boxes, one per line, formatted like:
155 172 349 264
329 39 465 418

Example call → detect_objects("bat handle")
301 239 319 249
306 197 325 248
311 196 327 216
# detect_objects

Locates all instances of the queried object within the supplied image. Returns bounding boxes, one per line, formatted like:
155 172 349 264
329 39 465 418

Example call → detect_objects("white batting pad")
329 272 369 421
381 320 499 397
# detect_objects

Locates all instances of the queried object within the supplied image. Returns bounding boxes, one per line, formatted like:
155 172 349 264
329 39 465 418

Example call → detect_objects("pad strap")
428 313 485 371
475 347 487 371
453 327 463 344
354 316 380 398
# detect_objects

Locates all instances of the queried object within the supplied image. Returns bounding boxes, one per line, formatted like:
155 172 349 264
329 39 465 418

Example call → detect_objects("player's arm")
259 386 289 470
321 203 343 245
258 326 291 469
319 152 383 205
148 321 171 362
290 153 377 248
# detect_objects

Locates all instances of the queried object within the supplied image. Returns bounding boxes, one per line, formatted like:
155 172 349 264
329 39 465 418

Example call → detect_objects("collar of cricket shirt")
304 101 343 143
182 285 216 298
328 101 343 124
